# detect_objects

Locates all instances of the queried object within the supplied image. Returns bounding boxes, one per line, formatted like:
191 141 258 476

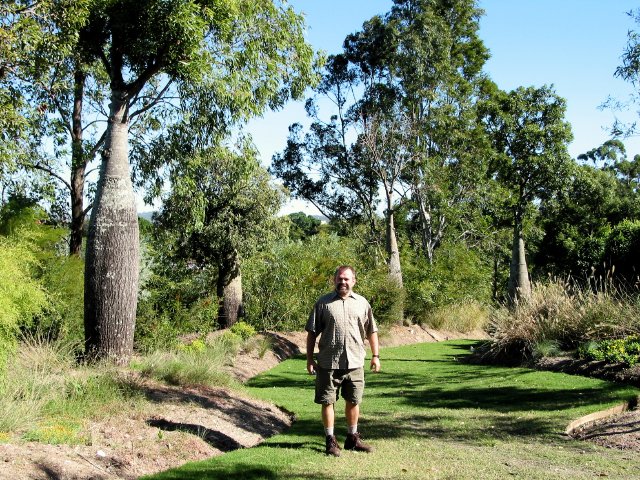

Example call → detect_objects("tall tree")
0 0 107 255
78 0 317 364
382 0 490 264
479 84 573 301
153 142 284 328
271 51 410 284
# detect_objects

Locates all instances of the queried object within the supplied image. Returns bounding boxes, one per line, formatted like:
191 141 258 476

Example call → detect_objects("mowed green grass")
144 341 640 480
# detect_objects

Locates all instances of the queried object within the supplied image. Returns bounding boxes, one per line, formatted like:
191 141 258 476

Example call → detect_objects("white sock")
348 424 357 434
325 426 334 437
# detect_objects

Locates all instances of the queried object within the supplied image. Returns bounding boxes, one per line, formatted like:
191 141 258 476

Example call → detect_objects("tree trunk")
69 68 86 256
217 250 243 329
84 91 139 365
507 214 531 303
386 207 403 287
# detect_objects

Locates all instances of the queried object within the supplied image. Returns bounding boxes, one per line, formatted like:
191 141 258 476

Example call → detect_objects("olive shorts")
314 367 365 405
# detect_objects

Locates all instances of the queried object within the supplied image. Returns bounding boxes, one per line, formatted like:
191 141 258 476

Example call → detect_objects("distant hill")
138 211 155 222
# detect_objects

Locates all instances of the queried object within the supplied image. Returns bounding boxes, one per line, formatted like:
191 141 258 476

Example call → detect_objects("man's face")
334 268 356 298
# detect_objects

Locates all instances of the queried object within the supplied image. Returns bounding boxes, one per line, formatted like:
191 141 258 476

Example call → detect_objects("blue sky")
242 1 640 214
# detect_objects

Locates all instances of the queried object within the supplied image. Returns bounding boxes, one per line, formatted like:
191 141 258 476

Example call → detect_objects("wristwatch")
372 354 380 358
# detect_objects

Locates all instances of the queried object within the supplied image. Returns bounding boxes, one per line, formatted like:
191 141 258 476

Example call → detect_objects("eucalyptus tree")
0 0 109 254
479 84 573 301
381 0 490 264
75 0 317 364
271 49 410 285
271 54 383 252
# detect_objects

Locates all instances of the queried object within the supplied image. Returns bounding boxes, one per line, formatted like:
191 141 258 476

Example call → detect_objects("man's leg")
343 374 373 453
345 400 359 431
322 403 341 456
322 403 335 431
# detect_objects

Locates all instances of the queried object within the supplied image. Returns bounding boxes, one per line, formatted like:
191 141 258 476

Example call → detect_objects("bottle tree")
77 0 318 364
479 83 573 302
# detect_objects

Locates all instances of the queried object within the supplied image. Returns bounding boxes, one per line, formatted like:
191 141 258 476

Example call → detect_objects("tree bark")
386 207 403 287
507 213 531 303
69 67 86 256
84 91 139 365
217 250 243 329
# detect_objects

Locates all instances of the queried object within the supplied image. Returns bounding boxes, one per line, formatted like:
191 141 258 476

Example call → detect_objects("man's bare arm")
306 332 318 374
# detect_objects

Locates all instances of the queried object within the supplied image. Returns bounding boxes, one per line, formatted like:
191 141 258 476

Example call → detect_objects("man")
306 265 381 457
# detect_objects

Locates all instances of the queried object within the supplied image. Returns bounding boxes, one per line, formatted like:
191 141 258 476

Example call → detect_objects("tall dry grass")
421 300 490 333
485 279 640 362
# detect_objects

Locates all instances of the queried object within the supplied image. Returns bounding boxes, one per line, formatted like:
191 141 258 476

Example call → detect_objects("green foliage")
355 268 405 326
229 321 256 340
136 291 218 352
422 301 490 333
0 201 84 358
603 219 640 284
578 336 640 366
243 232 406 330
286 212 321 241
243 234 358 331
135 335 238 388
403 241 493 322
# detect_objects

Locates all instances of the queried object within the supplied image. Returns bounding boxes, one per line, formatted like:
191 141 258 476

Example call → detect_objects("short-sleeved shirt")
305 290 378 369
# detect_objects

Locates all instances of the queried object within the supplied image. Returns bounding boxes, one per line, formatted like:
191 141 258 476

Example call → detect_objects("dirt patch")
0 376 293 480
1 327 637 479
571 408 640 451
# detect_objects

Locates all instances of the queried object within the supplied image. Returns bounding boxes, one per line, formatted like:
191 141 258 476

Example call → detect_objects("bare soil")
0 325 637 479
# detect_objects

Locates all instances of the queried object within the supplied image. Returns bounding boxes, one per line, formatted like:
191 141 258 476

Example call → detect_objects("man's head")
334 265 356 298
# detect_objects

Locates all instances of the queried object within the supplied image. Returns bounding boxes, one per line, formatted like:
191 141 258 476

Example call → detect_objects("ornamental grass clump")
484 279 640 363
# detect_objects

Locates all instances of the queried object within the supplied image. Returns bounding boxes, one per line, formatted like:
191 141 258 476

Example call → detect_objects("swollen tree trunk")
507 213 531 303
84 91 139 365
217 250 243 329
385 205 403 287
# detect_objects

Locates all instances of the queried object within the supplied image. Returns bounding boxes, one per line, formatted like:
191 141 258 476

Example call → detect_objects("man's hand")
370 356 381 373
307 359 318 375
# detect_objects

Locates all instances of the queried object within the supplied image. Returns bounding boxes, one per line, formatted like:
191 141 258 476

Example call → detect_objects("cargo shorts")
314 366 365 405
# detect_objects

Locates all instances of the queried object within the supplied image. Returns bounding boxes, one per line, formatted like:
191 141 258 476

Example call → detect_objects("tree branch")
22 162 72 191
129 79 174 119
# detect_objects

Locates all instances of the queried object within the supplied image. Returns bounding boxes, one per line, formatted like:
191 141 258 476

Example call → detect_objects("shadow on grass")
144 341 640 479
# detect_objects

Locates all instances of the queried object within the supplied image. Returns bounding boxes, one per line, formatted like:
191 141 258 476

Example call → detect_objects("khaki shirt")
306 290 377 369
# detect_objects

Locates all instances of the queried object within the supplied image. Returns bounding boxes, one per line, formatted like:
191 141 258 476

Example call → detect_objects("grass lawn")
144 341 640 479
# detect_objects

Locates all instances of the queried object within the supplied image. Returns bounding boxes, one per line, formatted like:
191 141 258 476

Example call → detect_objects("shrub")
604 219 640 284
0 238 47 369
243 233 407 330
230 321 256 340
356 269 405 326
0 201 85 359
421 301 490 332
403 241 493 323
578 336 640 366
136 280 218 353
242 234 360 331
135 333 238 387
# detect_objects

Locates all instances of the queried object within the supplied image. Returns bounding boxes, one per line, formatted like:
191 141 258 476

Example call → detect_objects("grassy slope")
145 341 640 480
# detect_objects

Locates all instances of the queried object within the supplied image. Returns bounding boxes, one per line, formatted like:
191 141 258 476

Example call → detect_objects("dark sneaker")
344 432 373 452
325 435 341 457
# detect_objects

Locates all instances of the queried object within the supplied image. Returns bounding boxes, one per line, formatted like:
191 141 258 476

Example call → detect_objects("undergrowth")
484 279 640 363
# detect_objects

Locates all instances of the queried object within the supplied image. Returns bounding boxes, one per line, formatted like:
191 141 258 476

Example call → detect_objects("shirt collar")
332 290 356 300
